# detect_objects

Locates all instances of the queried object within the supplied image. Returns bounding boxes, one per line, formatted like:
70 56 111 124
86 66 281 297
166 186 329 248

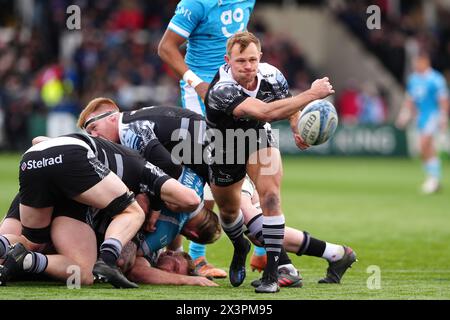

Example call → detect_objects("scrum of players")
0 0 356 293
0 101 355 291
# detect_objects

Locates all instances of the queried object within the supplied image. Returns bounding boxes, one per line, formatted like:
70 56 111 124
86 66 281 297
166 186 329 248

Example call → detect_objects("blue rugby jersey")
406 69 448 130
168 0 255 81
141 167 205 256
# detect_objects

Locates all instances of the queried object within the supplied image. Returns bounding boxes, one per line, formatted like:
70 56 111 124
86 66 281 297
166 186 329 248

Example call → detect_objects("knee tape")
296 231 311 256
22 225 51 244
103 191 136 219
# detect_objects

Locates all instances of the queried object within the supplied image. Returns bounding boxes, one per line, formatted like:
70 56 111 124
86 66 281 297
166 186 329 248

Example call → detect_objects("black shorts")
5 193 20 220
207 125 278 186
52 199 91 223
19 138 110 208
208 163 247 186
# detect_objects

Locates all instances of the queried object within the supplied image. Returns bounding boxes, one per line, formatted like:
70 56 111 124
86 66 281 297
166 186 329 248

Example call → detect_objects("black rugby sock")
262 215 285 281
278 248 291 266
100 238 122 266
297 232 326 257
221 211 246 250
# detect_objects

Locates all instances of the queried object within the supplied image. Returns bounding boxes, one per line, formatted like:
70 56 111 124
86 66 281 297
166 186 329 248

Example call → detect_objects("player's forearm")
158 42 189 79
263 90 317 122
128 263 194 285
128 264 176 284
160 179 201 212
262 76 334 121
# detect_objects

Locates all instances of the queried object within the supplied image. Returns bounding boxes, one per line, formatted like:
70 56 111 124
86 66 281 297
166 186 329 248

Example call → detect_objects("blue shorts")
417 112 439 135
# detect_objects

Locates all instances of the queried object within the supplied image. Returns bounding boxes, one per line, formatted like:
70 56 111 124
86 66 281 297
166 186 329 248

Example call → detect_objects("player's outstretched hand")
189 276 219 287
310 77 335 99
294 133 310 150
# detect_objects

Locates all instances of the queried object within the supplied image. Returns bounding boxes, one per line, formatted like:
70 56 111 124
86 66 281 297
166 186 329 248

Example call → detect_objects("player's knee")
81 275 94 286
220 202 240 216
0 218 22 235
260 192 280 212
219 209 241 225
80 269 94 285
217 196 241 214
128 201 146 225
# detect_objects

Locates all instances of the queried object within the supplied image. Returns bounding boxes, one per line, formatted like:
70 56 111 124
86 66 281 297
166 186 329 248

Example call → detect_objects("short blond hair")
226 31 261 56
77 97 120 129
195 208 222 244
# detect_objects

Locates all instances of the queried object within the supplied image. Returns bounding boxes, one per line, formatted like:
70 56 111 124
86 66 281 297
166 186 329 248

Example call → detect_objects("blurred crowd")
0 0 314 151
336 80 388 125
0 0 179 150
329 0 450 85
310 0 449 125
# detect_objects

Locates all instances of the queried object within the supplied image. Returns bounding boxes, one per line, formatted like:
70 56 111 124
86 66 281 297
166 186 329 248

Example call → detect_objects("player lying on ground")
0 134 200 288
0 192 217 287
1 145 354 287
91 165 220 286
0 168 256 287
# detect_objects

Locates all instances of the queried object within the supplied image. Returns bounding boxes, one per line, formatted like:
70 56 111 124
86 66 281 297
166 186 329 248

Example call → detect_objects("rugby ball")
297 99 338 145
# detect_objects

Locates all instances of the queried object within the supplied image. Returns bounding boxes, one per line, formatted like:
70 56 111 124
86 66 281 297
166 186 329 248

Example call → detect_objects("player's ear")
183 228 199 241
225 54 230 64
259 52 263 60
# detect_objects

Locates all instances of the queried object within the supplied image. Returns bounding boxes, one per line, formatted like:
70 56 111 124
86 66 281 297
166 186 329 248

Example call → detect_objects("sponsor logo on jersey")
217 170 233 183
21 154 63 171
221 8 245 37
175 6 192 21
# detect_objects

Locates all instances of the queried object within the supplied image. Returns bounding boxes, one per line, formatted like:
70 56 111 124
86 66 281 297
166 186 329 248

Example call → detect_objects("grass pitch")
0 154 449 300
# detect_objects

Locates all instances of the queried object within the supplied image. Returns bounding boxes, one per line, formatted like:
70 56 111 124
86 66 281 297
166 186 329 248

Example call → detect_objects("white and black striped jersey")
205 62 291 132
117 106 209 180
